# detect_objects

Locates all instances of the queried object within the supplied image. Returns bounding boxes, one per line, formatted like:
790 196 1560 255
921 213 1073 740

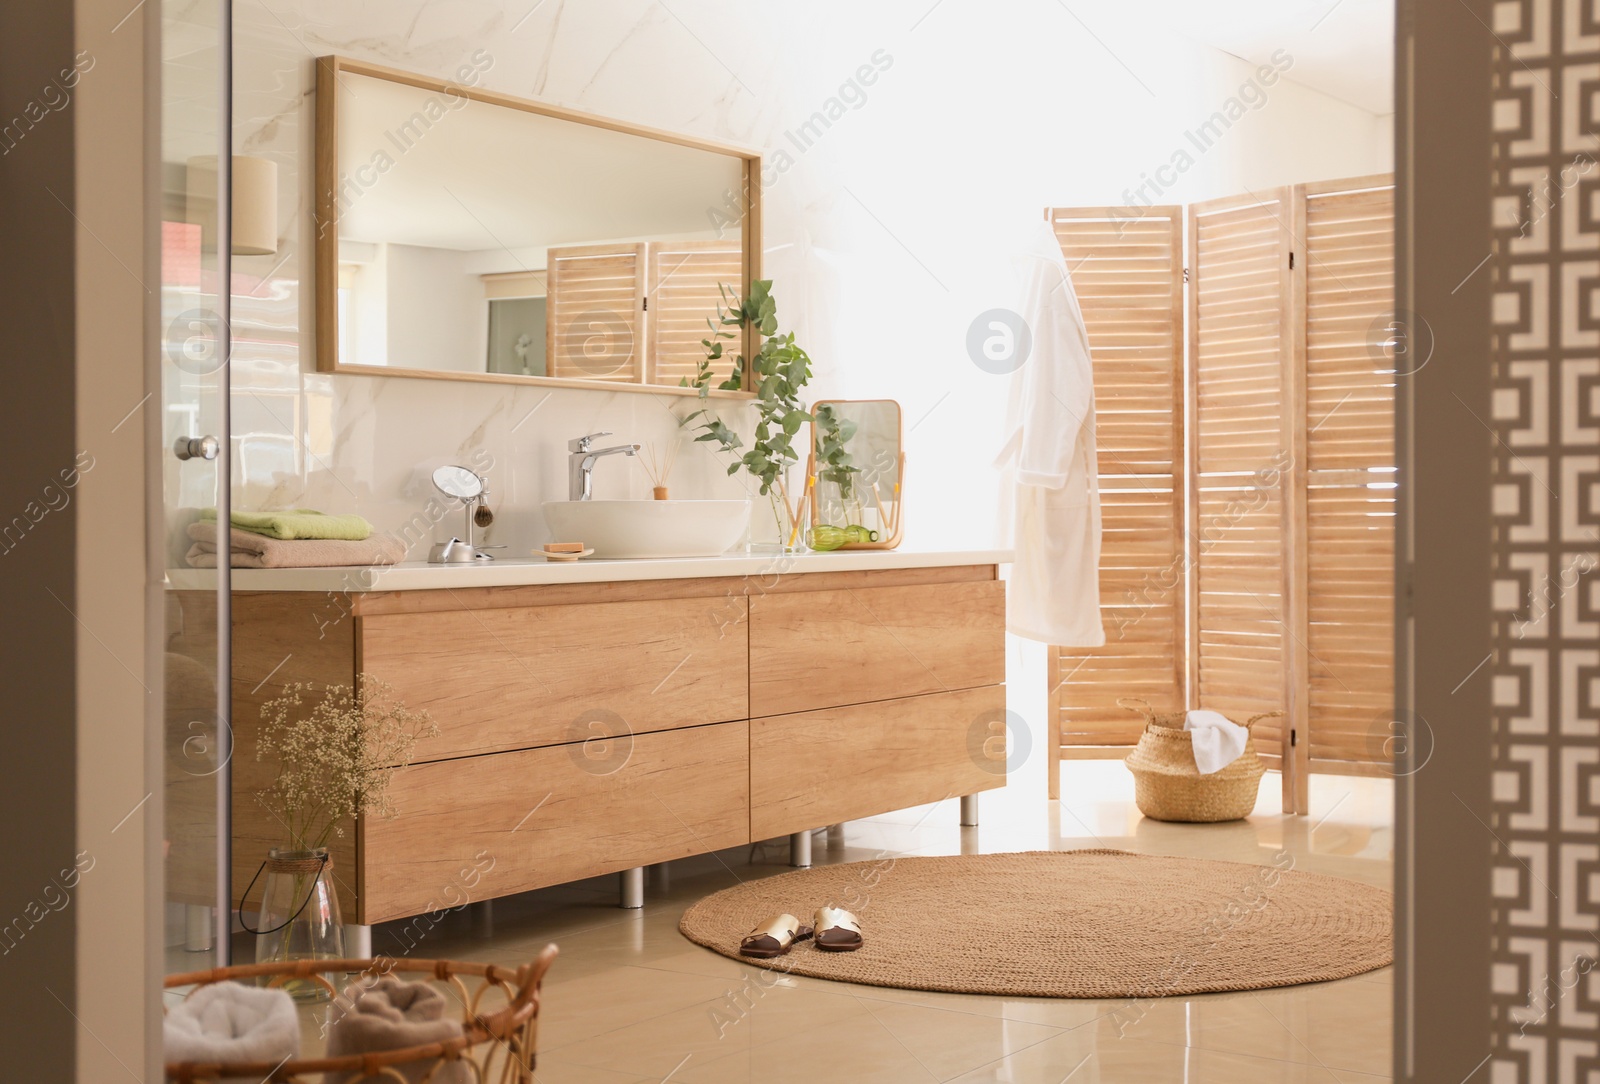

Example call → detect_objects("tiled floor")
331 761 1395 1084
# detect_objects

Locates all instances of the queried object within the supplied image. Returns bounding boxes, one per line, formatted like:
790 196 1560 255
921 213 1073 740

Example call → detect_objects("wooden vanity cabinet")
359 593 749 762
230 563 1005 924
361 721 751 924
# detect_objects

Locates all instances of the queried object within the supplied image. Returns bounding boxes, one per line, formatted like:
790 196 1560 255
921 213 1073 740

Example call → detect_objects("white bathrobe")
997 220 1105 647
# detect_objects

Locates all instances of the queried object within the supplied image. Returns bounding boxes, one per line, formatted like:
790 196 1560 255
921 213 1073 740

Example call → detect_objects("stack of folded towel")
186 509 407 569
324 976 471 1084
163 982 298 1084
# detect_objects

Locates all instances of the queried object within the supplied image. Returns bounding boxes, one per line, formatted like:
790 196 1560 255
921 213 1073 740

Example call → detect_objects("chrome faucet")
567 431 640 500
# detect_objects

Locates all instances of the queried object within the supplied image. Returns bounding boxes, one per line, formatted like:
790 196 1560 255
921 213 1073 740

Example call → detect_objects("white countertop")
166 547 1012 593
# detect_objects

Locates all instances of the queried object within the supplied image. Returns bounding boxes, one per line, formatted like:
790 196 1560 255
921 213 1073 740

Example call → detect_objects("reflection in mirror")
431 465 484 501
317 58 759 396
808 400 904 551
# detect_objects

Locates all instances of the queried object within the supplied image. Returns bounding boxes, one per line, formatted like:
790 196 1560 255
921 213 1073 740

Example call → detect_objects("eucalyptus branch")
814 403 859 500
680 279 814 503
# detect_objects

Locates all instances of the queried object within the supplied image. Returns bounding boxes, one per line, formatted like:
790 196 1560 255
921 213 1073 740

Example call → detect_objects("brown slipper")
739 913 813 959
812 906 862 952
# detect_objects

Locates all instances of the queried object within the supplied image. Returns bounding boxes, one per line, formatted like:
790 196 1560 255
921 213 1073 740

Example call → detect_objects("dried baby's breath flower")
256 675 437 851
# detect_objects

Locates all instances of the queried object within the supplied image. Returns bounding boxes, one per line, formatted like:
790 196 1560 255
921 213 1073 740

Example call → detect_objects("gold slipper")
812 906 863 952
739 913 813 959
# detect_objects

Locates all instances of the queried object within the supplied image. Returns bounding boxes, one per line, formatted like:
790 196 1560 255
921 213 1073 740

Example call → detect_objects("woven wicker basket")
164 949 557 1083
1119 698 1283 823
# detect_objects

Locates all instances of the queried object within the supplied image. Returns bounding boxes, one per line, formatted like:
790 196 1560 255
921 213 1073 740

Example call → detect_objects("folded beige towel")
185 523 407 569
324 976 469 1084
163 981 298 1084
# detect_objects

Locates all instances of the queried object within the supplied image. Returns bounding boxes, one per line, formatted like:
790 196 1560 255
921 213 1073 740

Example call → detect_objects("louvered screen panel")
645 241 744 386
1301 178 1395 776
545 244 645 383
1188 191 1294 775
1047 207 1185 783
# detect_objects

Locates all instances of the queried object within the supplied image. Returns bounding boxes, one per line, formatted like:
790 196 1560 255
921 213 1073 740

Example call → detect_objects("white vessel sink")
542 499 750 559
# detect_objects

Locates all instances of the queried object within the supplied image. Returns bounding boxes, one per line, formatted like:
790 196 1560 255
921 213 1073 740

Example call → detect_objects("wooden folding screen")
1298 177 1396 784
1046 176 1395 814
1045 207 1187 800
1187 189 1303 806
644 240 743 385
546 240 742 386
545 243 646 383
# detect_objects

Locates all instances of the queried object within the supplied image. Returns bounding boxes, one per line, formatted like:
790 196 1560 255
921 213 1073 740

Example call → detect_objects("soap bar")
543 542 585 553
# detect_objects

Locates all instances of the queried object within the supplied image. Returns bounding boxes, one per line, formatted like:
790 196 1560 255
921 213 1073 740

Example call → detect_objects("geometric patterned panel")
1490 0 1600 1077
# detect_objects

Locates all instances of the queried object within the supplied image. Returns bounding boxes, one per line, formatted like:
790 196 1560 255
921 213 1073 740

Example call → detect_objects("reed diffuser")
638 440 680 500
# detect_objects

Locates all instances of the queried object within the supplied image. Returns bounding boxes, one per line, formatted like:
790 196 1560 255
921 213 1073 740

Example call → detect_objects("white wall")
381 243 487 372
223 0 1391 554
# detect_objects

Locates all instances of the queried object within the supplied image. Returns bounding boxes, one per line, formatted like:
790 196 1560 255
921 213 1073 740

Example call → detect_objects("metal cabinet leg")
184 904 213 953
470 900 494 937
960 794 980 827
344 923 372 958
790 830 812 868
619 866 645 909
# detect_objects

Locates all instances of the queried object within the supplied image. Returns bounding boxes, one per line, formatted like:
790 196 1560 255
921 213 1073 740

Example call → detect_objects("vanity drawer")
359 720 750 924
749 686 1006 840
358 595 747 761
748 580 1005 717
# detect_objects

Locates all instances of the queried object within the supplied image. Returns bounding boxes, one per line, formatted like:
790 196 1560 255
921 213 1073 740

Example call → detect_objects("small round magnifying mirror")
432 465 484 501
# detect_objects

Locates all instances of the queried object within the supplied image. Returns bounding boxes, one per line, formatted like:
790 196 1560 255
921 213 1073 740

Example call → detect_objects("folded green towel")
201 508 373 541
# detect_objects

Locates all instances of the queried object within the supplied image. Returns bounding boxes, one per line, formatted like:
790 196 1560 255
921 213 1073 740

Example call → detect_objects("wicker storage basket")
164 949 557 1083
1119 698 1282 823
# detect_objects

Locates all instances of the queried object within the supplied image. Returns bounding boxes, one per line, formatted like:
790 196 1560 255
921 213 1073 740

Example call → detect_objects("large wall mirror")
314 56 760 397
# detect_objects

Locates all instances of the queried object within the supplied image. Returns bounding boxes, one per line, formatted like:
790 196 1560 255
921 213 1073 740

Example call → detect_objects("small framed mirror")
431 465 484 501
808 400 904 550
314 55 760 398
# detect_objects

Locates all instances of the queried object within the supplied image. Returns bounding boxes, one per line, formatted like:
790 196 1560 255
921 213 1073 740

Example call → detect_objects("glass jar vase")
253 846 344 1002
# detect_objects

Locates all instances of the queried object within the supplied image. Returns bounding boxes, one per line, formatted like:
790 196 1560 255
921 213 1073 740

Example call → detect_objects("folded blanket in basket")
201 508 373 541
185 522 407 569
1183 709 1248 775
324 976 470 1084
163 981 298 1084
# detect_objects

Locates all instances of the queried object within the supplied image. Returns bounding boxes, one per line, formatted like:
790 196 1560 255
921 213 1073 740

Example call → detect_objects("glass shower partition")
160 0 233 971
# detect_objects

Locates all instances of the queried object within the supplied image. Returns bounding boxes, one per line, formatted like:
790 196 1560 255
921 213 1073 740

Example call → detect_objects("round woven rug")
679 850 1391 998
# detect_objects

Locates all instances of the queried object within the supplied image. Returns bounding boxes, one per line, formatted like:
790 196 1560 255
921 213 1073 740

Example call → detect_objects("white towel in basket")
163 981 298 1084
1183 710 1248 775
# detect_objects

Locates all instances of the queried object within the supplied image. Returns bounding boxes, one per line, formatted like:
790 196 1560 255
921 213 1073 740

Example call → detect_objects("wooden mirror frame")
806 399 905 551
313 55 761 398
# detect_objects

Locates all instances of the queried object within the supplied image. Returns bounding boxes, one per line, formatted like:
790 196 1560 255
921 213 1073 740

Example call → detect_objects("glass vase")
254 846 344 1002
747 486 810 557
